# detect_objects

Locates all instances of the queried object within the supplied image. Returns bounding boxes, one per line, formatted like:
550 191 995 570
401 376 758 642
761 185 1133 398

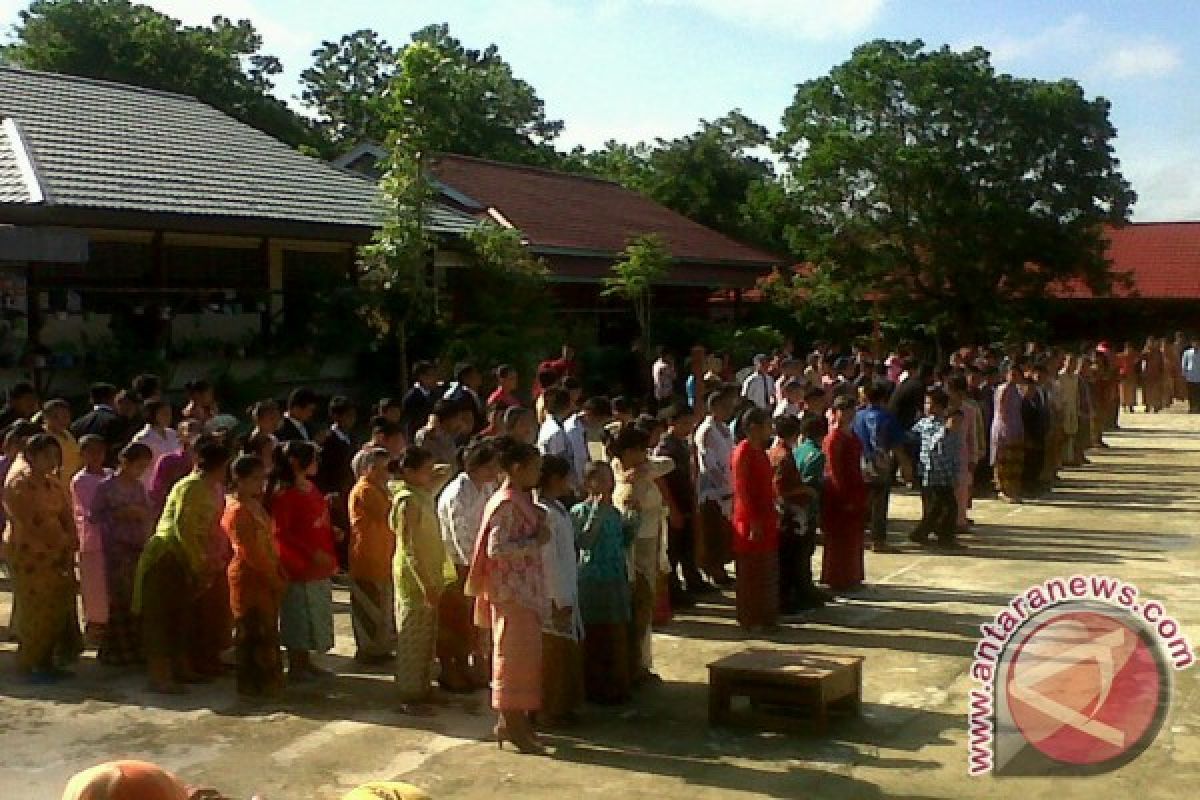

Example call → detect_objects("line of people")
0 336 1147 761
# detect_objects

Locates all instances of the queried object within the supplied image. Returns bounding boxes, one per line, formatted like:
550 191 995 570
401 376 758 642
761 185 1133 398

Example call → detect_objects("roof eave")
0 204 375 244
530 243 780 268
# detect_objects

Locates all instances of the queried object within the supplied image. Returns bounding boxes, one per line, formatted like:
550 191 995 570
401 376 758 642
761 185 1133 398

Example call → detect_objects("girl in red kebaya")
731 407 780 632
270 440 337 683
821 395 868 593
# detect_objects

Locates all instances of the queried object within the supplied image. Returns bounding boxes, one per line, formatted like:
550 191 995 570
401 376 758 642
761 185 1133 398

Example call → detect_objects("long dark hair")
266 439 317 504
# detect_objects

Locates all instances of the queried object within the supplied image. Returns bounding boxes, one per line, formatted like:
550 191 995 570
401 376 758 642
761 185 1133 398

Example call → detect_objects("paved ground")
2 409 1199 799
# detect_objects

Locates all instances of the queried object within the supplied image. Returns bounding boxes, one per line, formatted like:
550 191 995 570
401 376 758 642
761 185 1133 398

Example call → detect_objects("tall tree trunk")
397 320 409 390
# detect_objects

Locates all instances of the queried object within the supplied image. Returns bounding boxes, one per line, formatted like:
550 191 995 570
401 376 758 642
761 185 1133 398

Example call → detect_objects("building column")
265 239 284 344
151 231 168 347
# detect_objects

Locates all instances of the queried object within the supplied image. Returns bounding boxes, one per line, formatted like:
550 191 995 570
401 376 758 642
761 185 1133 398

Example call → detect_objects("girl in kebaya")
572 461 634 705
730 408 779 631
71 435 111 643
391 446 451 714
226 454 285 697
270 440 337 682
820 396 868 592
134 437 231 693
536 454 584 726
92 443 155 666
466 439 549 754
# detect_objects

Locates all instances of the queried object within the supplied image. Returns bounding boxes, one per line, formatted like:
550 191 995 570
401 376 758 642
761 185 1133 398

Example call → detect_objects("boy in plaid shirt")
909 387 965 549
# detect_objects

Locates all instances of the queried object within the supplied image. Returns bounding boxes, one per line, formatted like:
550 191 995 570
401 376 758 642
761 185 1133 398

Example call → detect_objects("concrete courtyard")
1 410 1198 799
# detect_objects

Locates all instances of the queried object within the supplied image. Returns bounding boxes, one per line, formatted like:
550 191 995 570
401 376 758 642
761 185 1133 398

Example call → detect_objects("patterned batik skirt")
279 579 334 653
235 604 284 696
394 599 437 702
993 439 1024 498
98 548 143 666
350 578 397 660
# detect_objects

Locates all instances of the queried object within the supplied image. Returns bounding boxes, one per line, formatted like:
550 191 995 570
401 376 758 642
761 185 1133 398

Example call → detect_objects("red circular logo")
1005 609 1163 766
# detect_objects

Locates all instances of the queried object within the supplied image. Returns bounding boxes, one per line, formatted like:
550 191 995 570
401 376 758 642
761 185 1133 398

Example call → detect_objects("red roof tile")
428 154 782 267
1058 222 1200 300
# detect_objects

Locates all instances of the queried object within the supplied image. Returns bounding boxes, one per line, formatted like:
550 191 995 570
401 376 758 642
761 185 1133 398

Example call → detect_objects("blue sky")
2 0 1197 220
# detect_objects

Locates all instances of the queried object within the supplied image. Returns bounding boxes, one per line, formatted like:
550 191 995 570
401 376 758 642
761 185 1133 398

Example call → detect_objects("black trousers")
866 480 891 544
779 505 817 609
1022 444 1045 494
972 455 994 495
667 513 703 591
913 485 958 543
1188 382 1200 414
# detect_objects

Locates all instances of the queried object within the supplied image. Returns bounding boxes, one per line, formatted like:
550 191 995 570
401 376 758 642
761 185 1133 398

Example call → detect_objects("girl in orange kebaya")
225 454 285 697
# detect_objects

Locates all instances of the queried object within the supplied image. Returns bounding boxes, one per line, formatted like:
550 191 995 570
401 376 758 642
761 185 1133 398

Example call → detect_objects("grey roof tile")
0 123 33 204
0 66 385 229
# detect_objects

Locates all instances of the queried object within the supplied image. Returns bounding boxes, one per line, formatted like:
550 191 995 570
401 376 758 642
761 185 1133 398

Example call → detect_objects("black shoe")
671 592 697 609
354 652 395 666
799 587 833 604
793 595 826 610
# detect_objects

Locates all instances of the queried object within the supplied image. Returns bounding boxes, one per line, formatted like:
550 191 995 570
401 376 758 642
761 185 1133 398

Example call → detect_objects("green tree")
563 140 654 189
362 50 554 383
300 29 396 152
643 110 775 243
570 112 778 247
773 39 1136 345
5 0 318 149
357 130 436 386
382 24 563 165
444 226 556 382
603 234 672 347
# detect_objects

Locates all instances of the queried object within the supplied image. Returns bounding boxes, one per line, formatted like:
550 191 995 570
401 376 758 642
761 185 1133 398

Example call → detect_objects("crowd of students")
0 334 1177 764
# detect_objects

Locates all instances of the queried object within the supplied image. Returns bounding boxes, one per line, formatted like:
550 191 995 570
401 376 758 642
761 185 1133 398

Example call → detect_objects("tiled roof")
428 154 782 266
0 66 382 231
1058 223 1200 300
0 122 35 204
427 203 485 237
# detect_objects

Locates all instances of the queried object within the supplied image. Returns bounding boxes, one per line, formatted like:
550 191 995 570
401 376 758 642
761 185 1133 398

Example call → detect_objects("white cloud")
978 13 1089 64
651 0 886 40
1123 145 1200 222
0 0 25 34
145 1 318 101
969 14 1182 82
148 1 316 61
1106 39 1182 79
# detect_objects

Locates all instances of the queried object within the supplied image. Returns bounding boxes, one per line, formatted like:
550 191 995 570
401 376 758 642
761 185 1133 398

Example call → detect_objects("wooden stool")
708 649 863 733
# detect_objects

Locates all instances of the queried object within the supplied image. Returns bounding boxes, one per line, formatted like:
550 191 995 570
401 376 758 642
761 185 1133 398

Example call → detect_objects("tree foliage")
445 225 556 381
4 0 318 148
379 24 564 166
564 140 655 191
362 48 557 382
357 130 438 383
301 29 396 151
603 234 672 346
569 112 777 247
770 39 1136 344
642 111 775 243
